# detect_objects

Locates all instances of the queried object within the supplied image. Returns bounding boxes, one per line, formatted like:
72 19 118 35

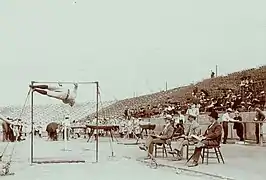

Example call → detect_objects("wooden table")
136 124 156 143
86 125 119 142
70 126 87 138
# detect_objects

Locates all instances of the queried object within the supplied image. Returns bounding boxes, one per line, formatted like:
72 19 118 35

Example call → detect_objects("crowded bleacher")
99 66 266 119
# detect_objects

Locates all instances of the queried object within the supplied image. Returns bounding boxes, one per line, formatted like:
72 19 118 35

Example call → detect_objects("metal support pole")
29 80 99 163
216 65 218 77
95 81 99 162
30 81 34 165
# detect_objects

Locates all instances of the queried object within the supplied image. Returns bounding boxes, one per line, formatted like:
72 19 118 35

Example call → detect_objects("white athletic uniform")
44 84 77 105
63 116 71 127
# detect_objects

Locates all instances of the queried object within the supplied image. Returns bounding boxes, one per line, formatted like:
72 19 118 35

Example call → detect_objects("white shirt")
181 114 186 123
63 118 71 127
187 108 198 117
176 114 185 123
192 107 199 116
221 112 233 122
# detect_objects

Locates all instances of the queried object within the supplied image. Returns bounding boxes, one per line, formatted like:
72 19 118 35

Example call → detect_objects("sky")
0 0 266 106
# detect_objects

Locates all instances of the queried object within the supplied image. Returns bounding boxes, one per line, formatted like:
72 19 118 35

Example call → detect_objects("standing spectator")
124 107 130 120
192 87 198 97
220 108 234 144
195 104 200 121
179 110 186 124
232 95 242 110
240 77 246 93
247 75 254 91
233 111 244 143
187 104 199 117
211 71 215 78
254 107 265 144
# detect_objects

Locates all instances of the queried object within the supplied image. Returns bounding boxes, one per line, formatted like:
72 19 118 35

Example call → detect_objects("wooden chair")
184 129 202 159
184 140 197 160
202 145 225 165
154 139 173 158
154 128 176 158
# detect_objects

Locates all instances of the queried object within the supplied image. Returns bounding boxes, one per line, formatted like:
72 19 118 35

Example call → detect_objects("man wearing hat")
139 115 175 158
220 108 235 144
254 107 266 144
168 113 201 160
188 110 222 167
233 111 244 143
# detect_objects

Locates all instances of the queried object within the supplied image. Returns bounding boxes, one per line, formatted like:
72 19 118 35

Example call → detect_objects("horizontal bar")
32 81 98 85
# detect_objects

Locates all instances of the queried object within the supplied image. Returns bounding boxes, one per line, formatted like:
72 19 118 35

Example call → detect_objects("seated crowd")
123 75 265 119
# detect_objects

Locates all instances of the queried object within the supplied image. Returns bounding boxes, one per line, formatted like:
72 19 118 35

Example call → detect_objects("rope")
0 143 9 161
2 88 31 173
0 88 31 161
98 86 106 119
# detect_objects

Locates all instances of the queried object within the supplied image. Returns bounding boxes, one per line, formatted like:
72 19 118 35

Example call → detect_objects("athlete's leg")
65 84 78 106
33 89 63 101
70 83 78 99
29 85 48 89
33 88 48 95
30 84 63 91
46 90 68 100
46 85 63 91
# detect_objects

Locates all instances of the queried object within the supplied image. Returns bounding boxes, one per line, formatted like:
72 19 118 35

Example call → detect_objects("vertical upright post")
95 81 99 162
216 65 218 77
165 81 168 91
64 118 67 150
259 123 263 146
30 81 34 165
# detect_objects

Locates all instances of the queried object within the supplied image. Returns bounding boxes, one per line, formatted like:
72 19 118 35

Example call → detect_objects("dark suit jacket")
160 124 175 140
203 121 222 146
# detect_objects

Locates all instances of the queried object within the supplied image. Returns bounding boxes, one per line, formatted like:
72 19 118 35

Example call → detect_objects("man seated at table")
187 110 222 167
168 113 201 160
139 115 175 158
